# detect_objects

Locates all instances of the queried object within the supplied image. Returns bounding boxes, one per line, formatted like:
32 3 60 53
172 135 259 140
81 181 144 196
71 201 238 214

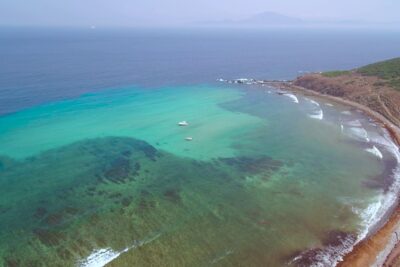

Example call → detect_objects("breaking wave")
309 109 324 120
79 248 124 267
211 249 234 265
346 119 363 127
306 98 320 107
306 98 324 120
366 146 383 159
284 93 299 103
78 233 161 267
347 127 370 142
341 111 352 115
292 125 400 266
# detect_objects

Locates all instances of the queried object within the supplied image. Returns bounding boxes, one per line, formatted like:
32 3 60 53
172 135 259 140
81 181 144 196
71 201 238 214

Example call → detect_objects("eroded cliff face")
294 73 400 127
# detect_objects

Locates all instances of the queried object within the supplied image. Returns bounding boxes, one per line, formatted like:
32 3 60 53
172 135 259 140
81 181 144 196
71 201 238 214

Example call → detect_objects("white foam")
350 130 400 264
347 127 370 142
293 126 400 267
352 195 385 240
78 233 161 267
309 109 324 120
341 111 352 115
342 120 371 142
211 249 234 265
325 103 334 107
349 128 400 241
284 93 299 103
301 192 393 266
79 248 123 267
305 98 324 120
346 120 363 127
291 233 356 267
306 98 320 107
366 146 383 159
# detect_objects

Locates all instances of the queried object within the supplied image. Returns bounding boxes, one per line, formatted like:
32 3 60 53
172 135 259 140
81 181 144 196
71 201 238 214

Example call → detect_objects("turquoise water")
0 84 396 266
0 86 259 160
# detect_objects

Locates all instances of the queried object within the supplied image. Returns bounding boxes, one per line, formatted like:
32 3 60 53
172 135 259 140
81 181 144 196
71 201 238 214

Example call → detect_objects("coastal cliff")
293 58 400 127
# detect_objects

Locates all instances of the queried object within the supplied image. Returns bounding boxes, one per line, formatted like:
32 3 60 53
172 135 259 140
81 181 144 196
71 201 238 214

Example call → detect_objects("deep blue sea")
1 27 400 266
1 27 400 115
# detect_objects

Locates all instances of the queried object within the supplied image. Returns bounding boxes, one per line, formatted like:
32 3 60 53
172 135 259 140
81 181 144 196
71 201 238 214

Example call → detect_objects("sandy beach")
272 81 400 267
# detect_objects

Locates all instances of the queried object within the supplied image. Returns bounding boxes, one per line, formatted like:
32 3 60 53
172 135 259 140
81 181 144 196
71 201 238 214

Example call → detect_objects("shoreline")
270 81 400 267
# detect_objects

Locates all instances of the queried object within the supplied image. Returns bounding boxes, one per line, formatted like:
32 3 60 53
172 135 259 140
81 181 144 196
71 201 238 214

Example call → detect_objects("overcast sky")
1 0 399 27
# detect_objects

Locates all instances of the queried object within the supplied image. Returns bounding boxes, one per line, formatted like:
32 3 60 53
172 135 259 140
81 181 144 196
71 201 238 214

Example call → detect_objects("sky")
0 0 399 27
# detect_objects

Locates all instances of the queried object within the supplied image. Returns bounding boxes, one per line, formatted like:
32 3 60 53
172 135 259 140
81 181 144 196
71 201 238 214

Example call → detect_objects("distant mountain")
239 11 303 25
199 11 400 28
202 11 304 26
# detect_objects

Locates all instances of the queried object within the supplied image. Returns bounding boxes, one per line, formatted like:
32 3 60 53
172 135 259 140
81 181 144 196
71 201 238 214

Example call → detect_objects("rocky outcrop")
294 73 400 127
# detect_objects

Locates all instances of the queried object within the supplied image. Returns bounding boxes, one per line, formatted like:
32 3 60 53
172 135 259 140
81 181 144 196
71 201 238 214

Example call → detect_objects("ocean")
0 27 400 266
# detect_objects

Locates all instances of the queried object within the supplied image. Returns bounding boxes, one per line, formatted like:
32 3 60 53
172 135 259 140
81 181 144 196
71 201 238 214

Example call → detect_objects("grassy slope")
321 57 400 90
357 57 400 90
321 70 351 78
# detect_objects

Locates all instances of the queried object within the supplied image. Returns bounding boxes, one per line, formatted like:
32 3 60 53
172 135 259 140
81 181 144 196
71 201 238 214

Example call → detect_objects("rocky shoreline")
278 81 400 267
219 77 400 266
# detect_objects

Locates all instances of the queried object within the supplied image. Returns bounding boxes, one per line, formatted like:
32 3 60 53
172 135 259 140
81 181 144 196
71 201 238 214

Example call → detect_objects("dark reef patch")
4 257 21 267
135 140 159 161
217 156 282 174
121 196 133 207
0 136 284 266
0 156 16 171
109 192 123 199
103 157 131 183
163 188 182 204
137 197 156 213
0 205 11 215
44 212 64 226
33 229 65 246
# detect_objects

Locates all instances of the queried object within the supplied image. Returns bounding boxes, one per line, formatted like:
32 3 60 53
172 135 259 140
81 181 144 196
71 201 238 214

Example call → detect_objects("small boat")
185 137 193 141
178 121 189 126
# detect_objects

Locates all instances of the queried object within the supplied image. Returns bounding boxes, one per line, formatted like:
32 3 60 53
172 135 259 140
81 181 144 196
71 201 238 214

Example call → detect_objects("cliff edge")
294 58 400 127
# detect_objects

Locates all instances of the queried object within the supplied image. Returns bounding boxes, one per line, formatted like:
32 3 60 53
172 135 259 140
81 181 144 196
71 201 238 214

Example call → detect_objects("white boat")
178 121 189 126
185 137 193 141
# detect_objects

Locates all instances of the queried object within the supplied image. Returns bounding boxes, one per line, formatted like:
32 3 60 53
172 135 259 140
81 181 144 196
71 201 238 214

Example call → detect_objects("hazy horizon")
1 0 399 28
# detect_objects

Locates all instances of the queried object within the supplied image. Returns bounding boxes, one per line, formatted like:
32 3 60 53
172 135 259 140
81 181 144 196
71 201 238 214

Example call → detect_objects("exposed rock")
294 73 400 127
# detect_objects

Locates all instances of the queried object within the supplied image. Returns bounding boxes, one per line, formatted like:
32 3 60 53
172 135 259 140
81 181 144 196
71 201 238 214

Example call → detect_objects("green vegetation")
321 58 400 90
322 70 351 77
358 57 400 79
358 57 400 90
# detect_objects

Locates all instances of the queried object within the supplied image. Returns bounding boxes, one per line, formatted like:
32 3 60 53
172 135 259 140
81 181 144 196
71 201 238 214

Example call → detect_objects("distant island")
218 11 303 26
199 11 399 28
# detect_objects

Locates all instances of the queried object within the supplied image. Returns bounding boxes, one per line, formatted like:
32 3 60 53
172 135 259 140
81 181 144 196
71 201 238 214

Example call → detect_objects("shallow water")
0 83 397 266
